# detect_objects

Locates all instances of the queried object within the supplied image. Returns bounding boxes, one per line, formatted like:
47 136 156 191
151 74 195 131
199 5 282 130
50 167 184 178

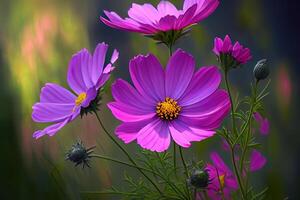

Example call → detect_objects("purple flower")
253 112 270 135
107 49 230 152
213 35 252 70
249 150 267 172
205 152 238 200
32 43 118 139
100 0 219 41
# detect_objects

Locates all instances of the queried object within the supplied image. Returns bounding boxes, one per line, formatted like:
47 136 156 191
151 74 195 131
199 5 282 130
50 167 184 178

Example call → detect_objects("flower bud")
66 141 95 168
254 59 269 81
189 169 210 188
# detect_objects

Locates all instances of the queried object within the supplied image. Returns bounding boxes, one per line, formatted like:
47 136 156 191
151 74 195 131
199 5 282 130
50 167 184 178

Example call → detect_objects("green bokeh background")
0 0 299 199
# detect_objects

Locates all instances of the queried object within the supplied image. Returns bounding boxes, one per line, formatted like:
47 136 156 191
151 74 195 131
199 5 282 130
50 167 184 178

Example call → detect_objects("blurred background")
0 0 299 199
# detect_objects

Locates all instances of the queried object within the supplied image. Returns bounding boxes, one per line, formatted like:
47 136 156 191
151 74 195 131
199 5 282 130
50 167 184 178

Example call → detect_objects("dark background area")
0 0 299 199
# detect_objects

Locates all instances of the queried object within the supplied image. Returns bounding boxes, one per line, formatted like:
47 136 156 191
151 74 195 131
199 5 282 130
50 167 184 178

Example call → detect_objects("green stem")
230 147 246 199
224 73 246 199
224 72 237 136
239 81 258 191
179 146 190 199
173 143 177 176
93 111 163 195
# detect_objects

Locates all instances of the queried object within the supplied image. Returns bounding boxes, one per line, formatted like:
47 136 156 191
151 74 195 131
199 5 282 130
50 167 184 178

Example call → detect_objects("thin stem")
224 72 237 136
173 143 177 176
179 146 191 199
90 154 160 175
230 147 246 199
224 73 247 199
239 81 258 195
93 111 163 195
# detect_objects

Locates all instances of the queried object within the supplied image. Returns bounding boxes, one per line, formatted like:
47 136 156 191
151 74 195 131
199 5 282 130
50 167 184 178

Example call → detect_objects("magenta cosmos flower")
253 112 270 135
213 35 252 70
107 49 230 152
204 151 266 200
205 152 238 200
32 43 119 139
100 0 219 44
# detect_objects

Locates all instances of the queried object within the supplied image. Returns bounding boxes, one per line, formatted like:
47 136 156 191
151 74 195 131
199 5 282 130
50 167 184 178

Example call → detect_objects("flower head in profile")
100 0 219 45
205 152 238 200
108 49 230 152
32 43 118 139
213 35 252 71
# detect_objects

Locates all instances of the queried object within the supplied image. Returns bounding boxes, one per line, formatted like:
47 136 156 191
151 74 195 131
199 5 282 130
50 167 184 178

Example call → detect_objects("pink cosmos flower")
100 0 219 36
32 43 118 139
213 35 252 67
107 49 230 152
205 152 238 200
205 151 266 200
253 112 270 135
249 150 267 172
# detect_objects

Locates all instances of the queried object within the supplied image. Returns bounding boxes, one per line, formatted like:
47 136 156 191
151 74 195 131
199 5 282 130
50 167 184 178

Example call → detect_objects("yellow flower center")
156 97 181 120
75 92 87 106
218 174 225 189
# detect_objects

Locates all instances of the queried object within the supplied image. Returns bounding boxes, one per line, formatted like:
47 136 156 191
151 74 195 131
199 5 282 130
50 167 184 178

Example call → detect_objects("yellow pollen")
156 97 181 120
218 175 225 189
75 92 87 106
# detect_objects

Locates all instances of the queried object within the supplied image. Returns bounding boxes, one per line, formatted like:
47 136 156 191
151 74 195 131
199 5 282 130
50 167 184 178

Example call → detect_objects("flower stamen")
75 92 87 106
156 97 181 120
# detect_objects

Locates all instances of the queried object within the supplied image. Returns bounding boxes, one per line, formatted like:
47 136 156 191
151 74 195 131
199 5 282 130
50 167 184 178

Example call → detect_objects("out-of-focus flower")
249 150 267 172
205 152 238 199
253 112 270 135
108 49 230 152
66 140 95 168
100 0 219 45
253 59 270 81
213 35 252 71
32 43 118 139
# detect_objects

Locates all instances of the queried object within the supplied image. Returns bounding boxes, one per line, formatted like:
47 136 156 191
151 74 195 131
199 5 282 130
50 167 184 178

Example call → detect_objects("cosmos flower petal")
91 42 109 84
250 150 267 172
179 101 230 130
157 0 180 17
157 15 177 31
32 103 75 123
129 54 165 102
128 3 159 24
175 4 197 29
181 90 230 117
107 102 156 122
40 83 76 103
111 79 154 109
67 49 92 94
179 66 221 106
81 87 97 108
169 120 210 148
210 152 232 174
253 112 270 135
115 118 154 144
165 49 195 99
192 0 219 22
100 13 150 34
33 117 71 139
110 49 119 64
137 119 170 152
